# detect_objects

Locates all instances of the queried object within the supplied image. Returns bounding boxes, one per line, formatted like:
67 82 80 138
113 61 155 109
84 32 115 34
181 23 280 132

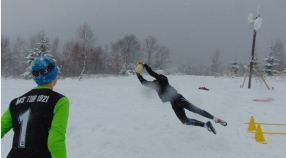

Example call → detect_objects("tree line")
1 23 285 78
177 39 286 77
1 23 170 78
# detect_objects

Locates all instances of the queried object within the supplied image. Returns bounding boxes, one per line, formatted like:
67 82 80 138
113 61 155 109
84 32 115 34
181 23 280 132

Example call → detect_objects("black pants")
170 94 214 127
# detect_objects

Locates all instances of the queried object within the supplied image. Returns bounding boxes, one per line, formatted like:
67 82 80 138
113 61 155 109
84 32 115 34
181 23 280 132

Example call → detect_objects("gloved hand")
139 61 145 65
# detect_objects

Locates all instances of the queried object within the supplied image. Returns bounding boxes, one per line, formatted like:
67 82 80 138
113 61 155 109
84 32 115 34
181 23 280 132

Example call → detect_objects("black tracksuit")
136 64 214 127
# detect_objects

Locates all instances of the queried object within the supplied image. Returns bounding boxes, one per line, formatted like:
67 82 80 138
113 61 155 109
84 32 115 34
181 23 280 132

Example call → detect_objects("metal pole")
248 30 257 89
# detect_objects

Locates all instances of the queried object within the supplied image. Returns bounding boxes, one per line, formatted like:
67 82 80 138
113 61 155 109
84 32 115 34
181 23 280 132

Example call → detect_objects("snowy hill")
1 75 286 158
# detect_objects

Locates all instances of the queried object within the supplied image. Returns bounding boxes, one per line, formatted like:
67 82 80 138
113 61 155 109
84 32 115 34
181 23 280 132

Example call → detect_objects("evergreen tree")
245 52 261 74
248 51 261 76
119 63 136 75
21 38 54 79
252 51 261 68
262 44 279 76
228 58 239 76
272 39 285 72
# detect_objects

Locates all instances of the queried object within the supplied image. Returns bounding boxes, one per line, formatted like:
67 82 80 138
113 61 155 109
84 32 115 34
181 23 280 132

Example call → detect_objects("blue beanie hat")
31 56 59 85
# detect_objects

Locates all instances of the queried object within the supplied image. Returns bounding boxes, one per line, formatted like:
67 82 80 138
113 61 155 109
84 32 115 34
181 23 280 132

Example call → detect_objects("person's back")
7 88 65 157
136 63 178 102
1 56 69 158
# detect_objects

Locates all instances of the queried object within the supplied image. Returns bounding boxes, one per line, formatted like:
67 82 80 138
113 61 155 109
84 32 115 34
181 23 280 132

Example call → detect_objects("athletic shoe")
206 121 216 134
215 118 227 126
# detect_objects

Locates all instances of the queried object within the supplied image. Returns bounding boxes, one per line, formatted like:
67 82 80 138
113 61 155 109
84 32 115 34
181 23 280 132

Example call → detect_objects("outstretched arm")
136 73 158 90
143 64 160 79
142 63 168 84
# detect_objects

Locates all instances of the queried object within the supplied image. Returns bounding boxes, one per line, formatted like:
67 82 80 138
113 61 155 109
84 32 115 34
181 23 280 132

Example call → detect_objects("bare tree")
115 34 140 64
1 35 10 54
154 46 170 69
1 35 11 77
87 46 105 74
111 51 123 76
76 23 95 80
61 41 84 77
60 41 74 77
101 44 110 74
51 36 59 56
143 36 159 66
13 36 29 76
111 34 140 75
210 49 222 77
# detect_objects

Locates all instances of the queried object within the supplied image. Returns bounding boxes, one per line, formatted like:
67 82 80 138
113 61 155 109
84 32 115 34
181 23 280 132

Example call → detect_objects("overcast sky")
2 0 286 67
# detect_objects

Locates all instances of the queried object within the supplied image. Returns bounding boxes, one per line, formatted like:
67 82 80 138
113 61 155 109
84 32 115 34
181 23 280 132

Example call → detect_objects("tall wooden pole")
248 30 257 89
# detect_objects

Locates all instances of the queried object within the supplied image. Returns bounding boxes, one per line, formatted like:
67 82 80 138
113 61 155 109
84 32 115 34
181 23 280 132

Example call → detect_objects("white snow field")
1 75 286 158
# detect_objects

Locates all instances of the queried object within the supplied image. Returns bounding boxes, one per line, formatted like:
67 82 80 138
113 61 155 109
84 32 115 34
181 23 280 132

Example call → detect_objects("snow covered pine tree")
21 38 56 79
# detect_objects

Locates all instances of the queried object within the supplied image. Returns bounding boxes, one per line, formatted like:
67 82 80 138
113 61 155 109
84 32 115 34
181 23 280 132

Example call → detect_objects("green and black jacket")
1 86 69 158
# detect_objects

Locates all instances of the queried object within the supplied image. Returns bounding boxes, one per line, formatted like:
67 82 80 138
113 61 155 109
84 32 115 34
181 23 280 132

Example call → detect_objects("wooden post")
248 30 257 89
241 69 249 88
253 65 270 90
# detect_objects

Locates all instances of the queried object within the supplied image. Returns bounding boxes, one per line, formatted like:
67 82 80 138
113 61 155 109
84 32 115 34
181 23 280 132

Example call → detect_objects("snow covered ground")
1 75 286 158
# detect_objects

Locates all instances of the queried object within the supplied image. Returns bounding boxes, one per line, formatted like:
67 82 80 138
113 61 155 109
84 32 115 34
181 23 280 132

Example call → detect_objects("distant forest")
1 23 285 78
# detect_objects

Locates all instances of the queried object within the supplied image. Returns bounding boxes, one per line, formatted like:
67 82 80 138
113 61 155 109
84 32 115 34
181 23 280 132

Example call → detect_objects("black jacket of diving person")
136 64 178 103
135 63 227 134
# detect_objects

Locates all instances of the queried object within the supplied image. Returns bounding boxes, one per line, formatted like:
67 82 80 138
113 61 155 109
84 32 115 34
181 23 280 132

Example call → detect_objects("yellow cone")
248 116 256 131
255 124 267 144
